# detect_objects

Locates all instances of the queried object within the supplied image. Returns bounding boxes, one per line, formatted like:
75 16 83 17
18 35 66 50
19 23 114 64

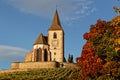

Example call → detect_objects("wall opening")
36 48 42 61
44 49 48 61
53 32 57 39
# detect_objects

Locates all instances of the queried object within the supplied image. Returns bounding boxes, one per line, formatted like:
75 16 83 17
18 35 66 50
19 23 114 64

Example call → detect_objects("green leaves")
77 16 120 79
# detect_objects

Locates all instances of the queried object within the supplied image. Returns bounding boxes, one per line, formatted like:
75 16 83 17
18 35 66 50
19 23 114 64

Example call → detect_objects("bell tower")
48 10 64 62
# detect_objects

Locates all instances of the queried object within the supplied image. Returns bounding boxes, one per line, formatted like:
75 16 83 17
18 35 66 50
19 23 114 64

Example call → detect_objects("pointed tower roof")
33 33 47 45
48 10 63 31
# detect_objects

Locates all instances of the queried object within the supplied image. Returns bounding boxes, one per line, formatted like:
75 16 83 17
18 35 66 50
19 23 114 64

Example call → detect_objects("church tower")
48 10 64 62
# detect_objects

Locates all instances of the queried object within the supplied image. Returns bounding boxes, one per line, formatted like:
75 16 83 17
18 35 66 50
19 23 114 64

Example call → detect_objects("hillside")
0 68 80 80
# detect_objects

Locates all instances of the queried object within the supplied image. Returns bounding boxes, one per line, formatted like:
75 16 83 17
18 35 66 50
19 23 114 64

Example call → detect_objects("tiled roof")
33 33 47 45
48 10 63 31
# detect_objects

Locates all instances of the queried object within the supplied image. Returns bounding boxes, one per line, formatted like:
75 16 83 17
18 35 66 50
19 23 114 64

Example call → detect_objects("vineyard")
0 68 80 80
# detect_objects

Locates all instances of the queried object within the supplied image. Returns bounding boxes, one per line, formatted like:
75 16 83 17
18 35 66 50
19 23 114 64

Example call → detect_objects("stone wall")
11 61 59 70
61 62 78 68
11 61 78 70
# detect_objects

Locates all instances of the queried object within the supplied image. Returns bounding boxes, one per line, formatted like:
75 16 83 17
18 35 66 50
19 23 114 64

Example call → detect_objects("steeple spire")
48 9 63 30
52 9 61 26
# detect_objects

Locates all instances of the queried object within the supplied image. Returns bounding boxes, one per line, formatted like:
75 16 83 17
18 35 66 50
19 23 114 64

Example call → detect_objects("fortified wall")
11 61 77 70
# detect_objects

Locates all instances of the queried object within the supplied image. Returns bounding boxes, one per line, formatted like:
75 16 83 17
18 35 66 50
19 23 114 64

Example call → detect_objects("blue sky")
0 0 119 70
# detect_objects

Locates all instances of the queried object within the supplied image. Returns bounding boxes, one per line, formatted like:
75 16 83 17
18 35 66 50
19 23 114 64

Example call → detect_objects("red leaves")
83 33 91 40
83 20 107 41
77 43 102 79
77 20 107 79
97 58 102 63
77 16 120 79
77 54 102 79
90 25 96 33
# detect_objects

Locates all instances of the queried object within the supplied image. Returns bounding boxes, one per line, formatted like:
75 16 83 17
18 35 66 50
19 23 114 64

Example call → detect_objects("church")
11 10 77 69
25 10 66 63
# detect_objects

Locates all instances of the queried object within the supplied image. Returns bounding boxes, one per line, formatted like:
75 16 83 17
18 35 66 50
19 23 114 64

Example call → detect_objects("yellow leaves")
114 38 120 46
110 16 120 26
103 62 111 68
117 38 120 44
115 47 120 52
97 58 102 63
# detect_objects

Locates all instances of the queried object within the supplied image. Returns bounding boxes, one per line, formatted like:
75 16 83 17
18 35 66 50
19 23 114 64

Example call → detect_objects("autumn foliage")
76 16 120 79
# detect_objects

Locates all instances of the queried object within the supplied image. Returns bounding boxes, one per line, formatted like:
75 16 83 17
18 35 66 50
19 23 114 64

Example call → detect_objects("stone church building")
25 10 65 62
11 10 77 69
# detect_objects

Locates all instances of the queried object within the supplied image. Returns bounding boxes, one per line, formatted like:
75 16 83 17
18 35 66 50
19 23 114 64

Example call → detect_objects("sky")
0 0 119 70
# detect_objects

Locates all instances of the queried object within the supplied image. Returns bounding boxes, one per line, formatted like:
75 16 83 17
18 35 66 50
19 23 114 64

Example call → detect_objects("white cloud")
0 45 29 62
0 45 29 69
3 0 96 23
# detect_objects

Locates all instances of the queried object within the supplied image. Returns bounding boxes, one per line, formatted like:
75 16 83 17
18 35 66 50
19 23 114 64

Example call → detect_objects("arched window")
36 48 42 61
44 49 48 61
54 52 56 55
53 32 57 39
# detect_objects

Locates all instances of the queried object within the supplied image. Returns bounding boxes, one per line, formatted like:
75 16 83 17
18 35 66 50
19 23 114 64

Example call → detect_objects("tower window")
54 52 56 55
53 32 57 39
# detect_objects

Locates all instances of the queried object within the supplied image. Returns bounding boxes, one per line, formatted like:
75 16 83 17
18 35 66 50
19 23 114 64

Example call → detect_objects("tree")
76 16 120 79
68 54 73 63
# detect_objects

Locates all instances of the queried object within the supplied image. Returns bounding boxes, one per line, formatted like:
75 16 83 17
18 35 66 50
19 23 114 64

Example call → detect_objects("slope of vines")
0 68 80 80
